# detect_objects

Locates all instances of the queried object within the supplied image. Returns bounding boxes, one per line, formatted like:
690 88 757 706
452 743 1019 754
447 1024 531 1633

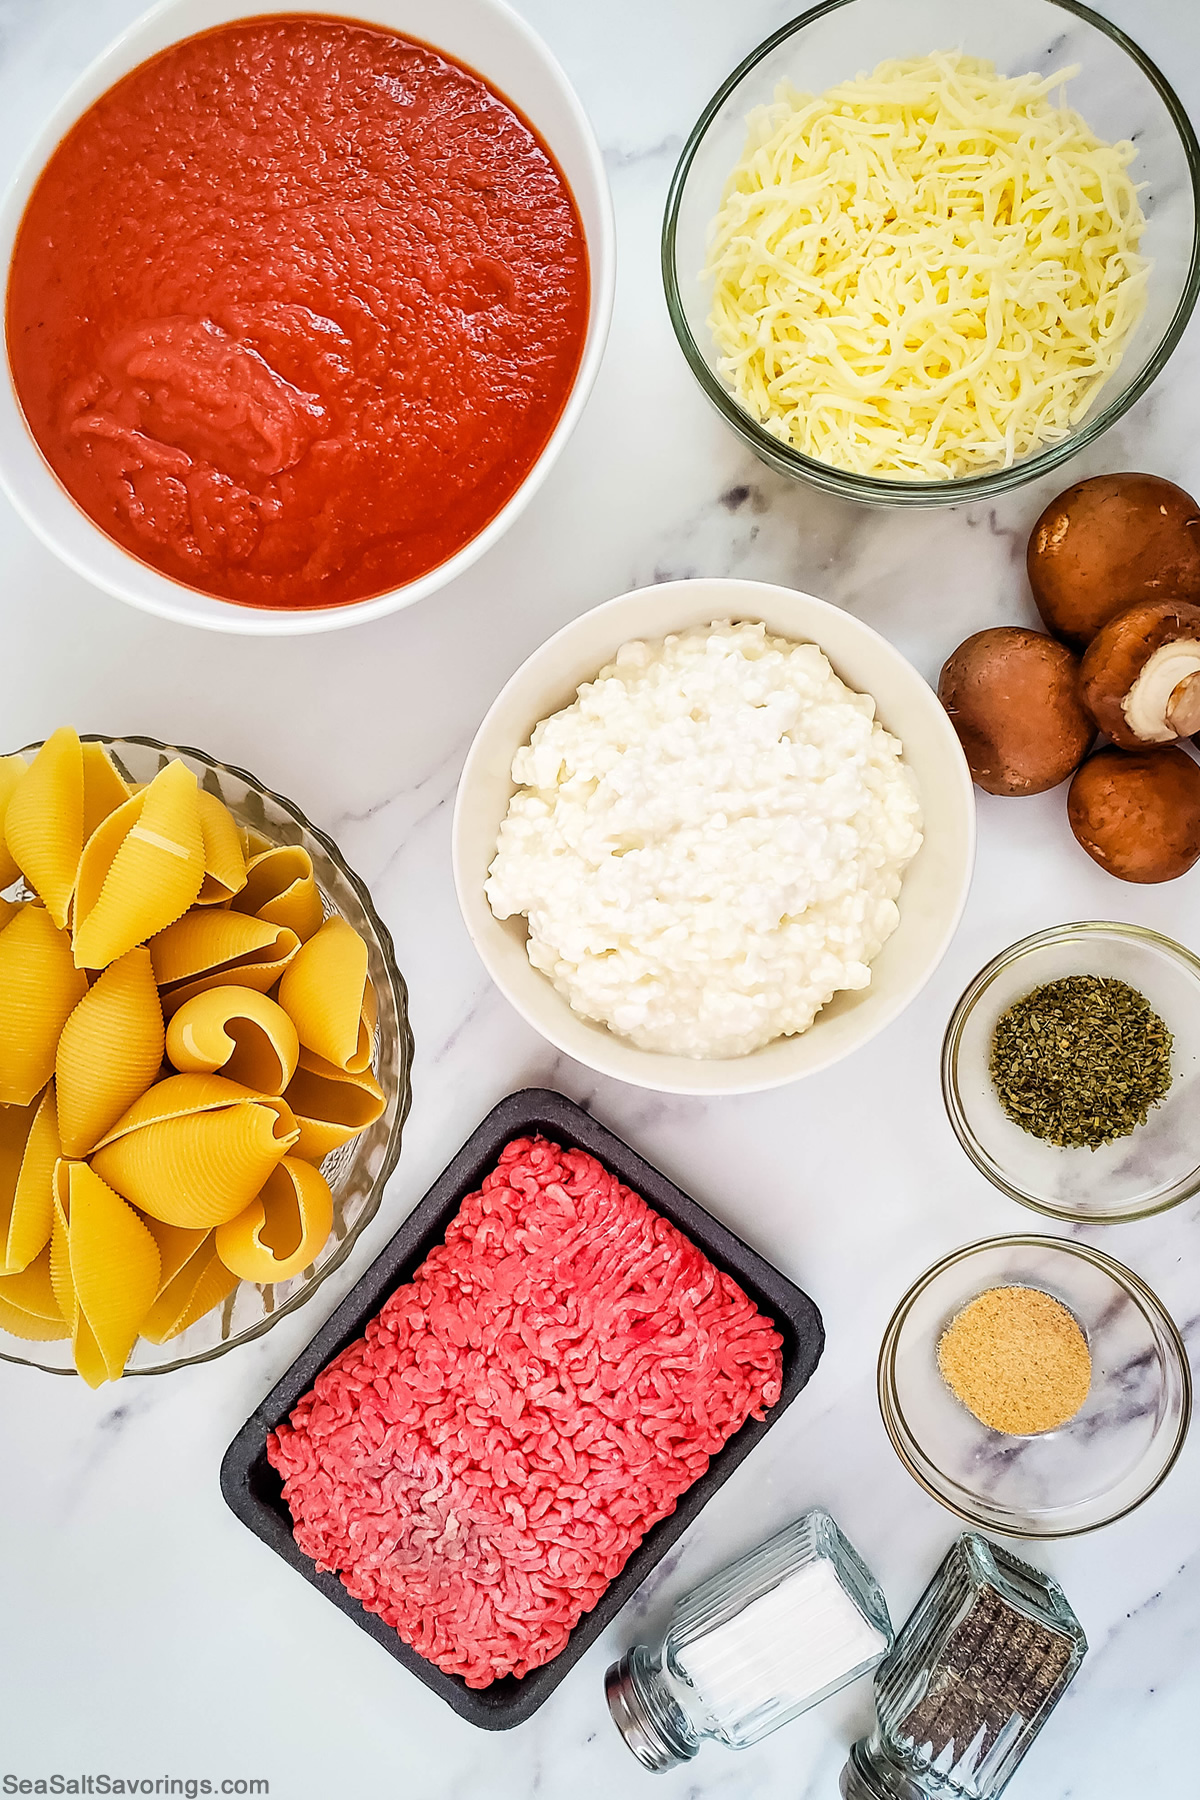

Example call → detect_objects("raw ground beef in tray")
267 1135 784 1687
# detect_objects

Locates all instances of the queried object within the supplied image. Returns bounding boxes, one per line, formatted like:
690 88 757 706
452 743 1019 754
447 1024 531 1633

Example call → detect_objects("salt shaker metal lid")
607 1508 893 1771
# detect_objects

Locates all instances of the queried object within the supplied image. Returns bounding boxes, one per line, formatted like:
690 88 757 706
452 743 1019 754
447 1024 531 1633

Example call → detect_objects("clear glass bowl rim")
0 731 414 1378
941 919 1200 1222
877 1231 1193 1537
661 0 1200 506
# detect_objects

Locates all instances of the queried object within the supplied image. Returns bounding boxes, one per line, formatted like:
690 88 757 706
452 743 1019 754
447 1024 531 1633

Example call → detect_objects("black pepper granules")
841 1533 1087 1800
901 1585 1073 1759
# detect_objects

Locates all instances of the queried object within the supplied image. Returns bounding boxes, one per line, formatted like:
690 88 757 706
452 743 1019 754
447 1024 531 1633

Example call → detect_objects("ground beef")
267 1135 783 1686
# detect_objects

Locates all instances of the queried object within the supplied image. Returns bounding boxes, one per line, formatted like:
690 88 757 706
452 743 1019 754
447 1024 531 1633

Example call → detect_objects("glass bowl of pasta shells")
0 732 412 1384
663 0 1200 504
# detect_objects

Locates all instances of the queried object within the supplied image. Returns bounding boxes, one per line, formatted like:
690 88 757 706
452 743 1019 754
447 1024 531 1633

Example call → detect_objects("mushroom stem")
1112 634 1200 745
1167 671 1200 736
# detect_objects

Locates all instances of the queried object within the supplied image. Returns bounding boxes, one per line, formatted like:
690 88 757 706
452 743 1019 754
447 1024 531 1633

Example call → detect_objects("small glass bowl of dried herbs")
943 923 1200 1222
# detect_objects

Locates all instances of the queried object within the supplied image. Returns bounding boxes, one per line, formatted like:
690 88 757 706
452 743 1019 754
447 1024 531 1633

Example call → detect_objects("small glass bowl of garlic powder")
663 0 1200 505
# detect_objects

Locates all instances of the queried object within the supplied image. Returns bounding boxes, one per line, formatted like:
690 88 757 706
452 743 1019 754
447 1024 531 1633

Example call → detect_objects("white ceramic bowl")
0 0 615 635
453 579 976 1095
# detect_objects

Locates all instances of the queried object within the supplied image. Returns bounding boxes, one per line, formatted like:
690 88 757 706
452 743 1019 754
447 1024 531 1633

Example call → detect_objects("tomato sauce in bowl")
5 15 589 610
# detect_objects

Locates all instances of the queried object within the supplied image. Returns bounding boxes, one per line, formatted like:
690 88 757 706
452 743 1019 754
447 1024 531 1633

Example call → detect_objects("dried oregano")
990 975 1173 1149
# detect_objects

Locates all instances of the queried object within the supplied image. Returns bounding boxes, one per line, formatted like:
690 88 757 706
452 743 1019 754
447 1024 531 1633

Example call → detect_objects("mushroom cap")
1027 473 1200 648
1067 745 1200 883
938 627 1094 796
1079 597 1200 748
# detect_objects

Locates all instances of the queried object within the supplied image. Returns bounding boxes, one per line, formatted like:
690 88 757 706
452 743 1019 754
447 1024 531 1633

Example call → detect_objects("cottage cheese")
485 621 923 1059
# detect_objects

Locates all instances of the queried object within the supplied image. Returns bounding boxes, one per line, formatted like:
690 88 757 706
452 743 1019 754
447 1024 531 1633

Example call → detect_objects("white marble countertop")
1 0 1198 1794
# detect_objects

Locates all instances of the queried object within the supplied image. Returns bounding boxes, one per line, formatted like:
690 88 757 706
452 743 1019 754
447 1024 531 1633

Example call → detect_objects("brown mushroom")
1027 473 1200 648
1067 745 1200 883
938 627 1094 795
1079 598 1200 748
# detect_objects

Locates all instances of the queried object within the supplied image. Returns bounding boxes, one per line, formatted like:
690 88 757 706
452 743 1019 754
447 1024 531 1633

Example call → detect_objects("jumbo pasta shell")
139 1218 239 1344
215 1156 333 1283
150 907 288 982
53 1160 160 1386
91 1071 269 1142
165 986 299 1096
0 1246 67 1341
242 827 273 860
143 1217 210 1289
73 794 140 923
163 1248 239 1338
64 1161 161 1355
0 907 88 1105
72 1317 108 1387
233 846 324 942
48 1172 74 1328
0 753 28 890
80 742 131 841
2 736 127 920
2 728 83 927
196 791 247 906
0 897 24 932
73 760 205 970
0 1094 39 1198
90 1075 300 1229
55 947 165 1157
1 1085 60 1273
149 909 300 1016
284 1049 386 1163
277 915 374 1072
0 1093 43 1269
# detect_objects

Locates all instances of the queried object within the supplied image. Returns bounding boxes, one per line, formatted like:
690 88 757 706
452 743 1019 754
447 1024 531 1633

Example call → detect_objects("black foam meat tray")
220 1087 825 1729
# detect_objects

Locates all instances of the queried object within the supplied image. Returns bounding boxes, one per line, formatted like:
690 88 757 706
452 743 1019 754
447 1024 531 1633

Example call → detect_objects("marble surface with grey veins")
1 1 1198 1796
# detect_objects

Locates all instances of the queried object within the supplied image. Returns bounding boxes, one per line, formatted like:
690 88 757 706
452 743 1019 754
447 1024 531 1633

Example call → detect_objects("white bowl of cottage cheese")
453 579 975 1094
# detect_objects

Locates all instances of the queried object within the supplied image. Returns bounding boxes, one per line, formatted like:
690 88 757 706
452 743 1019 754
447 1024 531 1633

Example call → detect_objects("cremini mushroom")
1027 473 1200 648
938 627 1094 796
1067 746 1200 883
1079 598 1200 749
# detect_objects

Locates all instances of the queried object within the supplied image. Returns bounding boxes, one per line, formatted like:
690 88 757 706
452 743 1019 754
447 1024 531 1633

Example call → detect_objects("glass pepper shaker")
606 1509 893 1771
840 1532 1087 1800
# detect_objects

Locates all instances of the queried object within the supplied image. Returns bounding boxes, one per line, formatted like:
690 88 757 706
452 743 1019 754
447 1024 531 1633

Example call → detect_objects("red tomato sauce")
6 16 589 609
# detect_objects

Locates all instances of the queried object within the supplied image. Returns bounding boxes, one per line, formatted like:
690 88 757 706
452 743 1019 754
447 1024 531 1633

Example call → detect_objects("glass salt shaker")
606 1509 893 1771
840 1533 1087 1800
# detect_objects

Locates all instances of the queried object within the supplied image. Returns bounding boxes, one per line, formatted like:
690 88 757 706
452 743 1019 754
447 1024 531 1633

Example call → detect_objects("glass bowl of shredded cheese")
663 0 1200 503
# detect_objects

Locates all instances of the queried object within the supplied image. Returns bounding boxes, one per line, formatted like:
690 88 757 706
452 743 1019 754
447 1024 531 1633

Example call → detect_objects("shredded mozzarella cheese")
706 52 1149 480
